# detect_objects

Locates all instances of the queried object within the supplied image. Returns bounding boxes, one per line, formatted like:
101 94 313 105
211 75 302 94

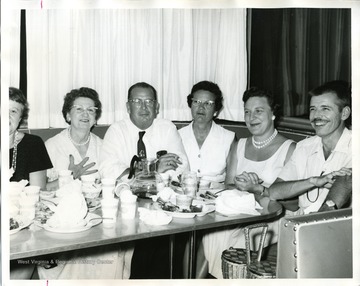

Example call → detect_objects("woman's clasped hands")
234 171 264 195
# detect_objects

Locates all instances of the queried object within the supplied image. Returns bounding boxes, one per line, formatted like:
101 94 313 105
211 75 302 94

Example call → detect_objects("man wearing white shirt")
262 80 352 214
99 82 189 278
99 82 189 181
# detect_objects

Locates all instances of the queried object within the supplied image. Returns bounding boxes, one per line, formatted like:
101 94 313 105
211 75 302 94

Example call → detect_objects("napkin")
150 187 176 202
215 190 261 216
138 207 172 225
56 179 82 198
47 192 88 228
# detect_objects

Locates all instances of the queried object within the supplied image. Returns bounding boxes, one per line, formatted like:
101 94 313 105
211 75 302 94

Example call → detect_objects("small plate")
43 213 102 233
10 216 33 235
164 205 215 219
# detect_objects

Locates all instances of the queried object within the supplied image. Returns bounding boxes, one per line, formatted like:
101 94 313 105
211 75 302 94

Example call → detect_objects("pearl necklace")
252 129 278 149
11 130 20 171
67 127 90 146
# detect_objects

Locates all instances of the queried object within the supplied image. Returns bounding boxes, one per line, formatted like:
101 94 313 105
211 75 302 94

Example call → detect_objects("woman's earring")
272 115 275 120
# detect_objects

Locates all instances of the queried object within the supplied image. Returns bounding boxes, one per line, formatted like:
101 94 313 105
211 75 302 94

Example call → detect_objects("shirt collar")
311 127 351 156
332 127 351 153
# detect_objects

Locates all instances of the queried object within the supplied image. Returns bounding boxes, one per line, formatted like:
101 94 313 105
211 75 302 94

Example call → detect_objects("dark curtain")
20 9 27 97
248 8 351 118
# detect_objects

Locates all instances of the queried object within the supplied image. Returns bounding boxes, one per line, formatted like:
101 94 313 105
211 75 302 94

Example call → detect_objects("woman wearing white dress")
179 81 235 183
202 87 296 278
179 81 235 277
38 87 133 279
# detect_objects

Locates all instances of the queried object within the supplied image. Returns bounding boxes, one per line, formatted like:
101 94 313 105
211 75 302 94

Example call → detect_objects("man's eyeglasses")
71 105 98 115
191 99 216 109
128 98 157 108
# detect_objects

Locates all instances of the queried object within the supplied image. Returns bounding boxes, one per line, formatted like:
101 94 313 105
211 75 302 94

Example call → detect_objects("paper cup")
114 182 131 198
102 178 116 187
19 198 36 219
101 178 116 199
101 198 119 226
24 186 40 203
120 192 137 219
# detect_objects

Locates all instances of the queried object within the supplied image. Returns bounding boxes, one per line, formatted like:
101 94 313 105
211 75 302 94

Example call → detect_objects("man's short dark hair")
128 82 157 101
309 80 351 127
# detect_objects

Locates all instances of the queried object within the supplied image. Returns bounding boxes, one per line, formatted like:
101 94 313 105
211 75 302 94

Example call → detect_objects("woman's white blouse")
179 121 235 182
45 128 102 181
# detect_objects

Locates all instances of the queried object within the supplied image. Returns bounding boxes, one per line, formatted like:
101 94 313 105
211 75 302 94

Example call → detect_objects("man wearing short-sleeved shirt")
263 80 352 214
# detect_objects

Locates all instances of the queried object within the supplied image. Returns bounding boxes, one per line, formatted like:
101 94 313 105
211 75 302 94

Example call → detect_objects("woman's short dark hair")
242 87 280 118
9 87 29 127
62 87 102 124
187 81 223 117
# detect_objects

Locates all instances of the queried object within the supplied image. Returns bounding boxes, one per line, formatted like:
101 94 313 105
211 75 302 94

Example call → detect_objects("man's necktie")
137 131 147 159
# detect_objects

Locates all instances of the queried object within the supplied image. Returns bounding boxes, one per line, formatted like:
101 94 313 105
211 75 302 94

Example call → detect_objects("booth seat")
22 118 314 143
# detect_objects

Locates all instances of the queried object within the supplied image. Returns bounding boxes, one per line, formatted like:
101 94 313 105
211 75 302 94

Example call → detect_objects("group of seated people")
9 79 352 279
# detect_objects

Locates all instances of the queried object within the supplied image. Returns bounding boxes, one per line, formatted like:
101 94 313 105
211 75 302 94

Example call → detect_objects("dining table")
10 195 283 279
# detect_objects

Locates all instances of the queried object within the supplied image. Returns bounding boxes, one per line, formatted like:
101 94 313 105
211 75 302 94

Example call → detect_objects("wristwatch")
259 185 266 196
325 199 337 210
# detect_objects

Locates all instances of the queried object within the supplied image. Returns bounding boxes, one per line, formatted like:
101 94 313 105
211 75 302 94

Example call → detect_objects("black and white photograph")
2 1 359 286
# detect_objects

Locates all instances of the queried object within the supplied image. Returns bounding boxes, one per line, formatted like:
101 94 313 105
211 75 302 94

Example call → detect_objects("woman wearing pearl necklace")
39 88 130 280
202 87 297 279
45 87 103 190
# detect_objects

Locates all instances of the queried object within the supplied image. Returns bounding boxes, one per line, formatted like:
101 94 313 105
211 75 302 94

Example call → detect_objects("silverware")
41 199 58 206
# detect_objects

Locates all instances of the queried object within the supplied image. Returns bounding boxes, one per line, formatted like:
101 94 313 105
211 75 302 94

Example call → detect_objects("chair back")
276 208 352 278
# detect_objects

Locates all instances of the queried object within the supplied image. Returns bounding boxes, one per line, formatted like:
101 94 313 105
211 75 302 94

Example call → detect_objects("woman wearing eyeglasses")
39 87 128 279
9 87 53 279
9 87 53 188
178 81 235 277
179 81 235 184
45 87 103 189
